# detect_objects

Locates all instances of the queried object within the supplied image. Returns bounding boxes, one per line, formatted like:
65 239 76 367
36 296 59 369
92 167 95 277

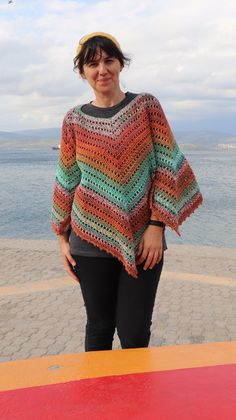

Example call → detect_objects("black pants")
72 255 164 352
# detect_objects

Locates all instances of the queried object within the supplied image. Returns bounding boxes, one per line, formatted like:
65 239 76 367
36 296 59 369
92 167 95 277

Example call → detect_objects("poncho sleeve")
147 95 203 235
51 115 81 235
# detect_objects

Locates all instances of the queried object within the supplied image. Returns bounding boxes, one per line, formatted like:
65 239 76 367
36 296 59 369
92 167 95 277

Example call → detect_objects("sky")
0 0 235 133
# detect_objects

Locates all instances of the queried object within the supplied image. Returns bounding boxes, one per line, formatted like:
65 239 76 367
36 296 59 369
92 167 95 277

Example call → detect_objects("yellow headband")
76 32 121 56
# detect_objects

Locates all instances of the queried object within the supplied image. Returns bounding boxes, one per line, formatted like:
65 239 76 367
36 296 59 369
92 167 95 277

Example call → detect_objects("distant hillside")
175 131 236 150
0 128 61 149
0 128 235 150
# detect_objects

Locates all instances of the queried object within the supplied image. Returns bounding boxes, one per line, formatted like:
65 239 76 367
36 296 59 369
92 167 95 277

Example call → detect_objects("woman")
51 32 203 352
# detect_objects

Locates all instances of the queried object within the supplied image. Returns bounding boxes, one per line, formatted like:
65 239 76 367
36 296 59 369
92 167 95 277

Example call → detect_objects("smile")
97 78 111 83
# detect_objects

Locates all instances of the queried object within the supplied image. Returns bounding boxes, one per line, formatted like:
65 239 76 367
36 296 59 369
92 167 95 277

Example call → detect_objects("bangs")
73 36 131 74
82 38 117 64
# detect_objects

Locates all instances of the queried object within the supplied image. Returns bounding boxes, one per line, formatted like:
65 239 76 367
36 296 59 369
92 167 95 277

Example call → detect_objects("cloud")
0 0 235 132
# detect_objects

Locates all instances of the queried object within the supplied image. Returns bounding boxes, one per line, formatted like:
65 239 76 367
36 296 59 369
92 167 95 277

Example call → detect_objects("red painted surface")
0 364 236 420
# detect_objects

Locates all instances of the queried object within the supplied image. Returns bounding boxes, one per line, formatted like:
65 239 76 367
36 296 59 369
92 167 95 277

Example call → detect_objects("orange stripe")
150 121 175 148
0 271 234 297
78 128 152 185
0 342 235 391
75 188 133 239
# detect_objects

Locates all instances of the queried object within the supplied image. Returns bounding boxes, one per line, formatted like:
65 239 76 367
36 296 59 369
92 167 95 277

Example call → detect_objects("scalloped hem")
150 192 203 237
70 222 139 279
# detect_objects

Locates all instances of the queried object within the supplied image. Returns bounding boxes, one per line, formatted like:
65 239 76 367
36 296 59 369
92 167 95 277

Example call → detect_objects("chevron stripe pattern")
51 93 203 278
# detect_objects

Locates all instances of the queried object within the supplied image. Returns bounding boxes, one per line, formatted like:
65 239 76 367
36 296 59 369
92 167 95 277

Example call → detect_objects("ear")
80 72 86 79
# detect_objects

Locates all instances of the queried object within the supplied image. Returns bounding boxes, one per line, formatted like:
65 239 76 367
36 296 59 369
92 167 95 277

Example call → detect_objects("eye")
106 58 114 63
87 61 98 68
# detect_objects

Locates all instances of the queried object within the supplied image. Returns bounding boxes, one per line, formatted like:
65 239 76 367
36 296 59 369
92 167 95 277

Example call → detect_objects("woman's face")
81 48 123 94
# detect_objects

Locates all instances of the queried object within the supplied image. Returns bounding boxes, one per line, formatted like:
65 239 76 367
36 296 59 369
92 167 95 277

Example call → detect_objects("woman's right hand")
58 233 79 282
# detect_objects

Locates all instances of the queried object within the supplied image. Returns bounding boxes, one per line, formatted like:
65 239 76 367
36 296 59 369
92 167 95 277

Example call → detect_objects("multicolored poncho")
51 93 203 278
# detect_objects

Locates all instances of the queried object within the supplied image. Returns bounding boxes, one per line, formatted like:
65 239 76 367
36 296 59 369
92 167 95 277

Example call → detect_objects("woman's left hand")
136 225 163 269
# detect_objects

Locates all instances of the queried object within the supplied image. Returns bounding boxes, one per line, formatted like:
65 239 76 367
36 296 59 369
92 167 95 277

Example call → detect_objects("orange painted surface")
0 341 236 391
1 270 234 297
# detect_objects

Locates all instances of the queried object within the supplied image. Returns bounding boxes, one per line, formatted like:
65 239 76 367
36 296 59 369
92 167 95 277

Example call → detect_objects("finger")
151 249 163 269
148 251 160 269
68 266 80 283
63 256 80 282
136 249 148 265
143 251 154 270
63 255 74 272
137 239 144 256
66 252 76 267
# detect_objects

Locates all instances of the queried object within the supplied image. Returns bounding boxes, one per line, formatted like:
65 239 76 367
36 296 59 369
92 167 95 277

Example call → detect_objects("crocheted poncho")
51 93 203 278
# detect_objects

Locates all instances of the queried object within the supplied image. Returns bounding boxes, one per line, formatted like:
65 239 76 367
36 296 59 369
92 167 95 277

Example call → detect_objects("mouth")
97 78 111 83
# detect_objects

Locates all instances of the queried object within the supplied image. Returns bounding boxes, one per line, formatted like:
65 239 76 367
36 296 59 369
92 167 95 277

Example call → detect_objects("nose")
98 62 108 75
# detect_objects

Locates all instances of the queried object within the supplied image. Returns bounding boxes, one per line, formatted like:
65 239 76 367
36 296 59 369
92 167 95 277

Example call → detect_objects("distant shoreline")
1 145 236 152
0 128 236 150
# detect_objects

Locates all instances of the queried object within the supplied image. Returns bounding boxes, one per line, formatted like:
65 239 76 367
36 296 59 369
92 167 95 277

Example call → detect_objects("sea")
0 148 235 248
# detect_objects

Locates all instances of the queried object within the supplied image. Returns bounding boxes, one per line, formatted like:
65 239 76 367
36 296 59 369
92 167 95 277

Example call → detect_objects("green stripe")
78 153 153 209
52 203 66 218
72 204 134 262
56 162 81 191
153 181 200 215
154 143 185 172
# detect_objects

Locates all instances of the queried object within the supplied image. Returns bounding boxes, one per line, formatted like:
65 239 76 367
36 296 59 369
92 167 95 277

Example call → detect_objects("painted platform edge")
0 341 236 391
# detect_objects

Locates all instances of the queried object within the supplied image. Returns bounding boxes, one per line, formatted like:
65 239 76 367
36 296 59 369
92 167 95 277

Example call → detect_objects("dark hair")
73 36 131 74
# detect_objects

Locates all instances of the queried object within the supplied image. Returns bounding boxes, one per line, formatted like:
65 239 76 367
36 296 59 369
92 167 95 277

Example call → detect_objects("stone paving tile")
0 287 84 361
1 276 236 362
0 248 65 286
1 242 235 360
1 241 235 287
150 278 236 347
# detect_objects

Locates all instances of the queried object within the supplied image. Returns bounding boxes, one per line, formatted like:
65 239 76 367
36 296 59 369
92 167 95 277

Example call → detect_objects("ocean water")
0 148 235 248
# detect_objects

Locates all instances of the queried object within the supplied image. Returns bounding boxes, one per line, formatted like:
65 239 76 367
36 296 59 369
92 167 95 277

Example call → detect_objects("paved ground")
0 239 235 362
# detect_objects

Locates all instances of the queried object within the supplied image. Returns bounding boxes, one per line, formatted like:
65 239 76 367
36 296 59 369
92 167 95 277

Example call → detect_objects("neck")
92 88 126 108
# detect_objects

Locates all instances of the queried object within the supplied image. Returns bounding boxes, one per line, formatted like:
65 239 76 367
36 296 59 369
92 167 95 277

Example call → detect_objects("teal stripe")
133 223 148 250
78 161 126 208
153 181 200 215
78 153 153 209
56 161 81 191
52 203 66 218
72 204 134 262
154 143 185 172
